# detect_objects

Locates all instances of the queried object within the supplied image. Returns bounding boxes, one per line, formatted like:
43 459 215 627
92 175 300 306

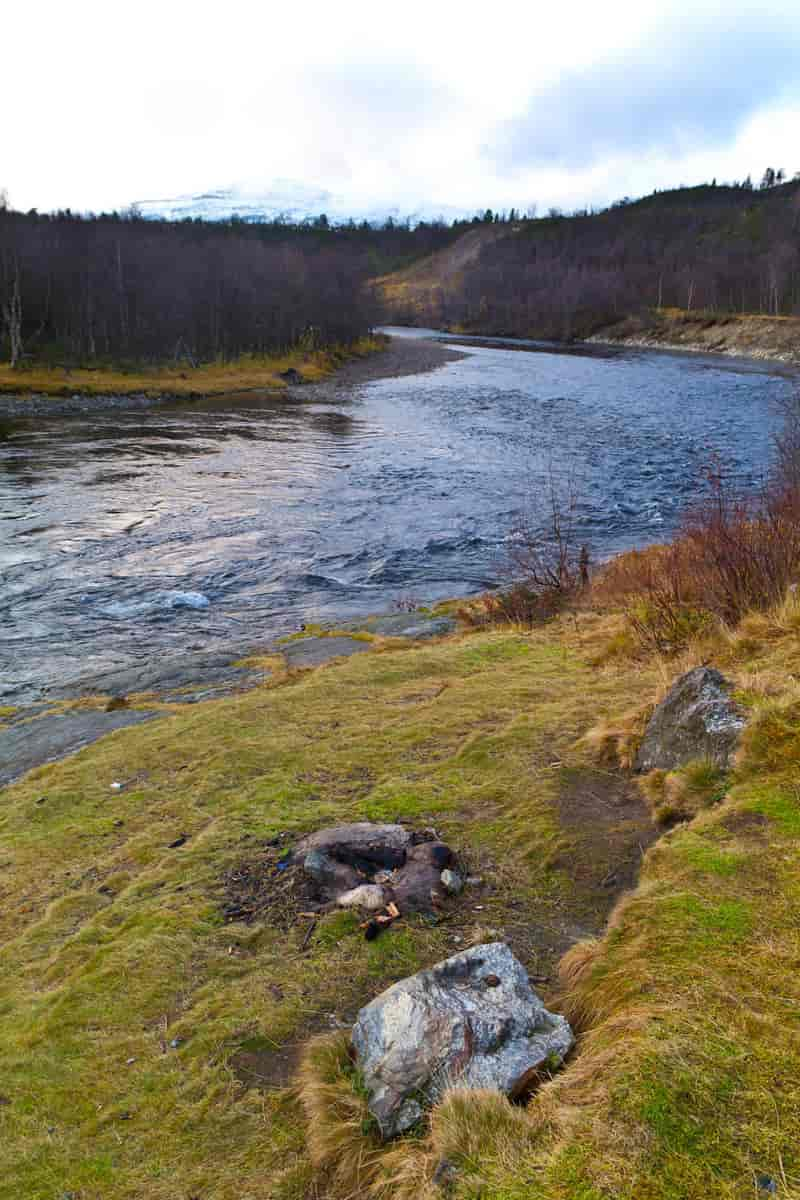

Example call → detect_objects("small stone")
440 868 463 895
337 884 386 911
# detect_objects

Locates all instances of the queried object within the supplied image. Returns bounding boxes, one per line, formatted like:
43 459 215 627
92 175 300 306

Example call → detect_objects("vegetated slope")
3 597 800 1198
0 208 458 367
373 222 519 327
377 180 800 342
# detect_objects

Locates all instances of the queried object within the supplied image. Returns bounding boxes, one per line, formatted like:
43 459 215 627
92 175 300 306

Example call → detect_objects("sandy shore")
0 336 466 419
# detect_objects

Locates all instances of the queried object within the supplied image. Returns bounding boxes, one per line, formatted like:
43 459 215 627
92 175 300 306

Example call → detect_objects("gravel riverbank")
0 336 466 418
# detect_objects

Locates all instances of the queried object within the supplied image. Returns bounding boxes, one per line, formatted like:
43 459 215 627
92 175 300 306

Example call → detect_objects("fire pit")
291 822 462 934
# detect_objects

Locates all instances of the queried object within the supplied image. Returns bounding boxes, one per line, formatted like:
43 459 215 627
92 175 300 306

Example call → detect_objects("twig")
301 920 317 950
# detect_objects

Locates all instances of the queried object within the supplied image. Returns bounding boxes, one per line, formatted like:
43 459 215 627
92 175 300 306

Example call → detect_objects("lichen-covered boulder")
351 942 574 1137
636 666 746 773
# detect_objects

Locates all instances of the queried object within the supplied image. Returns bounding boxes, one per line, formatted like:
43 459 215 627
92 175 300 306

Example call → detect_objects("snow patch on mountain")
132 180 466 226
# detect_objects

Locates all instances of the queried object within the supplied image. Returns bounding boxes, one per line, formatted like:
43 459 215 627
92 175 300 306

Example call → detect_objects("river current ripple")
0 328 793 702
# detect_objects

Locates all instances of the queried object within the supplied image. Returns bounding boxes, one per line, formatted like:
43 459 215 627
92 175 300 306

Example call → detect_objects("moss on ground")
2 610 800 1198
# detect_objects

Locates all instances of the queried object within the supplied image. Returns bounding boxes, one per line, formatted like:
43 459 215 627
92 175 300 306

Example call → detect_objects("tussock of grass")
639 757 729 826
579 701 655 769
0 336 384 399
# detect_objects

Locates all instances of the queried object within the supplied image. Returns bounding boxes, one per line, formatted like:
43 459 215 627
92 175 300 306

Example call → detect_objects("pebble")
440 869 464 895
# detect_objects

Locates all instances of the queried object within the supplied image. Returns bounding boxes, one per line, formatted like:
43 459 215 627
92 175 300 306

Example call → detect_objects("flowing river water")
1 328 794 703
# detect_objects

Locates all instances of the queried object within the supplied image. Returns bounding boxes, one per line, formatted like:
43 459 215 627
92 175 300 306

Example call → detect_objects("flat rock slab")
341 613 456 640
636 665 746 772
50 650 269 703
352 942 574 1137
281 636 372 669
0 709 160 787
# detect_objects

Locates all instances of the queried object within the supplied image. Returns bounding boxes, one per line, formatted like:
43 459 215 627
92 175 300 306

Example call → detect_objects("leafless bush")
462 467 590 629
595 416 800 653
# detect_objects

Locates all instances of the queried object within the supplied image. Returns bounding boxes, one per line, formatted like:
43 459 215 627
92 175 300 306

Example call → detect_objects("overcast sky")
6 0 800 218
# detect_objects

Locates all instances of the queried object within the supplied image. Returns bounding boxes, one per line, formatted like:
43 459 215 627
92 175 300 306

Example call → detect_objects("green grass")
3 611 800 1198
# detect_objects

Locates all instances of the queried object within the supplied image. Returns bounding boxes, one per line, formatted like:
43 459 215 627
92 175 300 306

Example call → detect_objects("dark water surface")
1 329 793 701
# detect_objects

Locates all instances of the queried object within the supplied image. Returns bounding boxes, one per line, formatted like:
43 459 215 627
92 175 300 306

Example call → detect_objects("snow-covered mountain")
132 181 466 226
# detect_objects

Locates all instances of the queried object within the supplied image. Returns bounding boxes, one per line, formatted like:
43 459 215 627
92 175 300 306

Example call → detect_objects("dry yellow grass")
0 336 384 399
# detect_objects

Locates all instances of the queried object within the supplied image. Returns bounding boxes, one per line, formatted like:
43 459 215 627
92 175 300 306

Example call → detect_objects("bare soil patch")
552 767 658 921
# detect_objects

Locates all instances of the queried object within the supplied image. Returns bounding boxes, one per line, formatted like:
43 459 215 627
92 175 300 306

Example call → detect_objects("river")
1 328 794 702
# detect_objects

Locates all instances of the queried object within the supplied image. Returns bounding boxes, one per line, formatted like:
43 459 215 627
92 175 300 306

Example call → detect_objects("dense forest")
384 177 800 340
0 204 458 366
5 175 800 365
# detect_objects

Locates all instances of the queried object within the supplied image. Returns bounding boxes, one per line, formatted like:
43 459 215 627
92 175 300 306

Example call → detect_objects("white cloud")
4 0 800 217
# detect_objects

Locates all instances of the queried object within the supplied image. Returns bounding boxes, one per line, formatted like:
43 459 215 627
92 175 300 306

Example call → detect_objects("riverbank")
0 333 465 418
0 336 378 417
588 308 800 365
2 584 800 1199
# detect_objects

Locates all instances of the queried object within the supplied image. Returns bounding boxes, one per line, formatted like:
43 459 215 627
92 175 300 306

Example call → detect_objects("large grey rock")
51 649 268 703
281 636 372 669
351 942 574 1137
340 613 456 640
0 708 160 787
636 666 746 773
293 822 412 868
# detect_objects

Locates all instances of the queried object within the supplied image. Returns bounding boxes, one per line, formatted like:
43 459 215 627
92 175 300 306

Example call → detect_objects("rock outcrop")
636 666 746 773
351 942 574 1137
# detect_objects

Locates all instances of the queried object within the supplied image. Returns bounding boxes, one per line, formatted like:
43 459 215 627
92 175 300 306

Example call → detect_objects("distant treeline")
390 179 800 340
0 207 458 366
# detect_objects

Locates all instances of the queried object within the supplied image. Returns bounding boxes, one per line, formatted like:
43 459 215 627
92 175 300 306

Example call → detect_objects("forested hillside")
0 207 457 366
378 178 800 340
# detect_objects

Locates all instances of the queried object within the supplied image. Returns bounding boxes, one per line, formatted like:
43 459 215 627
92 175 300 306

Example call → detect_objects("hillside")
376 180 800 344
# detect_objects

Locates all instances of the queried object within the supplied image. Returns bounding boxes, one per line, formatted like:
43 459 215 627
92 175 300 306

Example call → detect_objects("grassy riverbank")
3 588 800 1198
0 336 385 400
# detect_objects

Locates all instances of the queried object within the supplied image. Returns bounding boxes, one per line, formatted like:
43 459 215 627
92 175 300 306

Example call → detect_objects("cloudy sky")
6 0 800 218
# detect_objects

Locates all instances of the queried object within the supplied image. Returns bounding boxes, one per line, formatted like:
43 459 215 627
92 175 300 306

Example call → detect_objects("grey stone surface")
636 666 746 773
351 942 574 1137
341 612 456 640
391 841 452 913
281 636 372 669
0 709 160 787
303 849 361 896
337 884 387 910
51 650 269 702
440 868 464 895
294 822 413 868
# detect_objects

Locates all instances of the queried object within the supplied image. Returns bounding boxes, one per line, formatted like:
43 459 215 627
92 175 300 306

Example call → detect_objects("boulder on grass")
293 823 412 869
635 666 746 773
351 942 574 1138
